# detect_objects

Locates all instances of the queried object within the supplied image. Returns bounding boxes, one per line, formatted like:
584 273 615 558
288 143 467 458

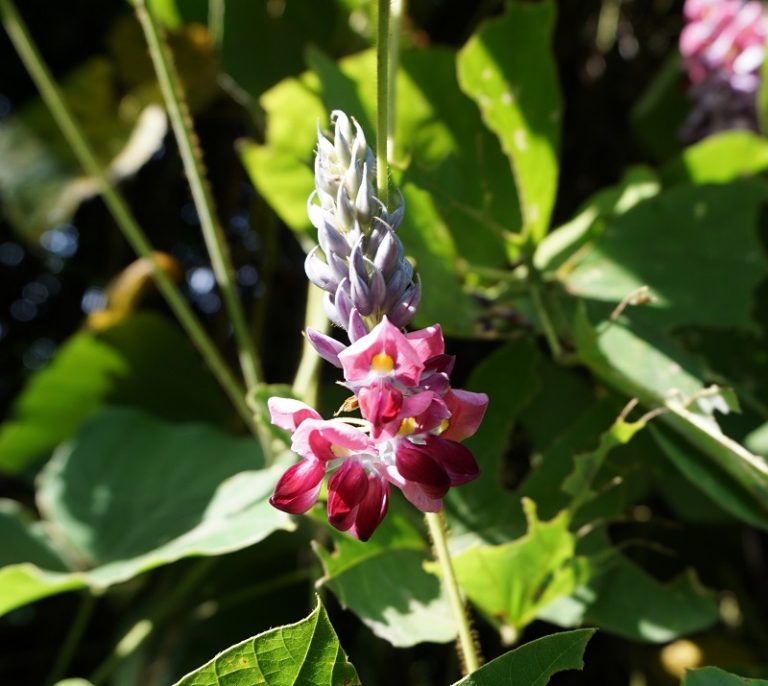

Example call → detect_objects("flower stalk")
376 0 391 204
425 511 482 675
0 0 257 435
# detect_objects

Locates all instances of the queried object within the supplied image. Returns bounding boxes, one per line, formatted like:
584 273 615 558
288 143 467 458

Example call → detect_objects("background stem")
133 0 263 394
45 591 97 685
292 284 330 408
0 0 257 434
425 512 482 675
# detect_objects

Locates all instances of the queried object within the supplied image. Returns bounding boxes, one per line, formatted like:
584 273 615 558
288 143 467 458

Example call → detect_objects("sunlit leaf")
457 0 561 244
452 629 595 686
173 599 360 686
314 506 456 647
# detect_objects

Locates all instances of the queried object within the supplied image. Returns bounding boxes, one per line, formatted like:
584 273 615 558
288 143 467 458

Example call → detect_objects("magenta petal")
442 389 489 442
358 381 403 436
268 397 322 432
351 474 389 541
270 459 325 514
424 436 480 486
327 460 369 531
395 441 450 499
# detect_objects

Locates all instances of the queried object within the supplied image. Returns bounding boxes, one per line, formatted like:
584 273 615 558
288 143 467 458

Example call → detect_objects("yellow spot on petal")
371 353 394 374
397 417 418 437
331 444 351 458
434 419 450 436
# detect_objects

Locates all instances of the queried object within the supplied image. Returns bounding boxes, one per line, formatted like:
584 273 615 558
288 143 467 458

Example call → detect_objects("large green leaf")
173 599 360 686
683 667 768 685
661 131 768 186
314 506 456 647
535 166 660 273
0 312 231 474
0 409 292 616
444 340 542 548
540 532 719 643
450 500 589 637
565 181 768 331
457 0 561 244
452 629 595 686
573 306 768 514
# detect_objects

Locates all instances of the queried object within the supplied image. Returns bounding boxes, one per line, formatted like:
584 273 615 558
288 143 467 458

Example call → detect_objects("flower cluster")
680 0 768 141
269 318 487 540
267 111 487 541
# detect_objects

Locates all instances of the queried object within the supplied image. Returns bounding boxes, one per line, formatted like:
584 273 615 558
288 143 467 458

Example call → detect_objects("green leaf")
540 535 719 642
535 166 660 274
565 181 768 331
0 312 231 474
452 629 595 686
652 427 768 531
173 599 360 686
450 500 589 636
457 0 561 243
0 409 293 616
683 667 768 685
314 506 456 647
573 305 768 513
445 340 542 547
661 131 768 186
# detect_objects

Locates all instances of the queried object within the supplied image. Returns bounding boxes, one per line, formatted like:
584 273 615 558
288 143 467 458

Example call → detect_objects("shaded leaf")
0 312 231 474
313 506 456 647
173 599 360 686
457 0 561 244
683 667 768 685
565 181 768 331
452 629 595 686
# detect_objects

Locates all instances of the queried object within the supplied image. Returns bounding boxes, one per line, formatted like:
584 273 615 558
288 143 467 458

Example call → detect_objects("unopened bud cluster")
305 110 420 339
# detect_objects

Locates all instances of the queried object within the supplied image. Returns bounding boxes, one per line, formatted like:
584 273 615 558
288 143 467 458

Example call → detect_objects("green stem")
208 0 225 48
386 0 403 164
292 284 330 408
0 0 257 434
133 0 263 395
45 591 97 685
376 0 391 205
90 559 215 686
425 512 481 675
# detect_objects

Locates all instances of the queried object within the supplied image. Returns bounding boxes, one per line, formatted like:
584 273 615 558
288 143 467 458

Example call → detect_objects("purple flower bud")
348 308 368 341
373 229 403 276
389 282 421 328
305 327 346 367
304 248 338 292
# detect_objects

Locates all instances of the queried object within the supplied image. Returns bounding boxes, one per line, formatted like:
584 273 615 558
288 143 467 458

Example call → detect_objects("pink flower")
267 318 488 541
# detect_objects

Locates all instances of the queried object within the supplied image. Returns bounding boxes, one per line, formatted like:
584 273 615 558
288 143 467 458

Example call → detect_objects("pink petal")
395 441 450 499
269 459 325 514
400 481 443 513
405 324 444 362
338 316 424 386
268 397 322 432
327 460 369 531
351 473 389 541
441 389 489 442
291 419 372 461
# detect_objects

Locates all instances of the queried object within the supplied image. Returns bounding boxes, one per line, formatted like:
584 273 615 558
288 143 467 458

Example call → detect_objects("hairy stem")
425 512 482 675
376 0 391 204
386 0 403 164
0 0 257 433
292 284 330 408
132 0 263 395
